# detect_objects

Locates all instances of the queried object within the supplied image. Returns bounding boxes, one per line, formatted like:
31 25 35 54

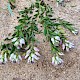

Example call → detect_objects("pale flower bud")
35 52 41 56
0 55 3 63
32 57 35 63
4 53 8 63
56 56 63 64
20 38 25 44
65 43 69 47
58 52 64 55
27 56 31 63
25 49 31 59
34 47 39 52
72 30 78 35
52 56 63 66
51 38 55 44
66 47 69 52
55 36 60 41
68 42 74 48
10 53 22 63
12 38 17 42
52 56 55 65
14 41 19 47
31 54 39 60
62 44 65 50
18 55 22 61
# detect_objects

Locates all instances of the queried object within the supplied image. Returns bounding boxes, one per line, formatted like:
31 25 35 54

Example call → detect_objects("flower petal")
35 52 41 56
25 49 31 59
55 36 60 41
34 47 39 52
31 54 39 60
14 41 19 47
12 38 17 42
51 38 55 44
20 38 25 44
62 44 65 50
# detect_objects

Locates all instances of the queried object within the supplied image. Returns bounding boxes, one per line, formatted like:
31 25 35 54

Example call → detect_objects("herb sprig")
0 0 78 66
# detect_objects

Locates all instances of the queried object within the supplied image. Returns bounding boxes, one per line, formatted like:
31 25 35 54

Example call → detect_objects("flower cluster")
62 40 74 52
10 53 22 63
52 56 63 66
25 46 40 63
51 35 75 65
12 38 25 49
72 29 78 35
51 36 61 46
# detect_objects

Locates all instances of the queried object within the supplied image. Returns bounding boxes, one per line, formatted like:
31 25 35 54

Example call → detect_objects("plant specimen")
0 0 78 66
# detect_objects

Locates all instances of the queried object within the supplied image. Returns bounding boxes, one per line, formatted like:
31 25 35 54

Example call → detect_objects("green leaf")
9 0 16 3
34 26 38 31
10 46 16 54
34 14 39 18
1 44 6 51
19 11 25 15
35 2 39 8
15 25 22 30
40 6 45 13
44 27 47 36
19 31 24 38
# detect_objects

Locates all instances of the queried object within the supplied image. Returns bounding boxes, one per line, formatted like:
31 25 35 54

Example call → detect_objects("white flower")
4 53 8 63
31 53 39 60
35 52 41 56
10 53 14 60
0 55 3 63
52 56 63 66
65 43 69 47
20 38 25 47
58 52 64 55
65 40 69 43
52 56 55 65
51 36 60 46
10 53 16 62
68 42 74 48
25 45 30 50
72 30 78 35
14 41 19 47
25 49 31 59
12 38 17 42
51 38 55 44
52 56 59 66
27 56 31 63
66 47 69 52
54 40 59 46
26 47 40 63
62 44 65 50
15 55 22 63
0 53 8 64
10 53 22 63
55 36 60 41
17 46 20 49
34 47 39 52
18 55 22 61
65 40 74 51
56 56 63 64
32 57 35 63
